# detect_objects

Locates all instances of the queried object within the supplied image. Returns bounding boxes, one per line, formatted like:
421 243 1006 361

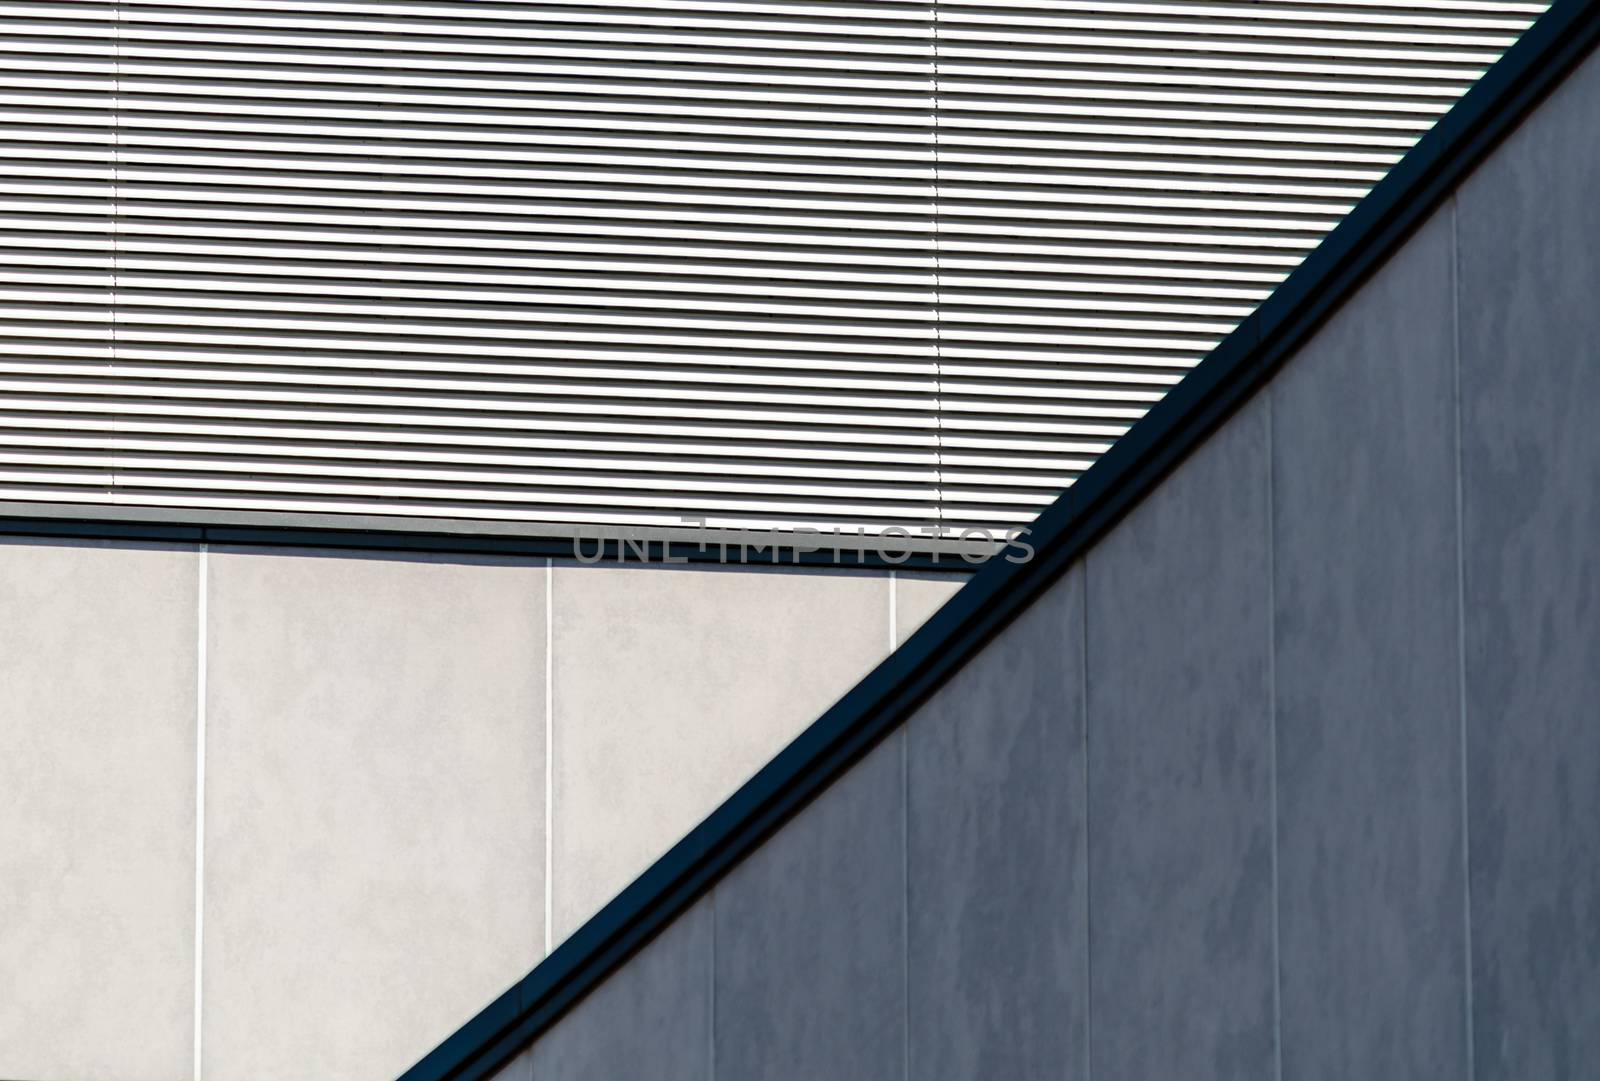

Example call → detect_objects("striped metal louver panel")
0 1 1544 538
930 0 1545 530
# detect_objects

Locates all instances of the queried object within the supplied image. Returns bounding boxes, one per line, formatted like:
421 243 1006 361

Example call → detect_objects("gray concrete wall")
497 42 1600 1081
0 544 961 1081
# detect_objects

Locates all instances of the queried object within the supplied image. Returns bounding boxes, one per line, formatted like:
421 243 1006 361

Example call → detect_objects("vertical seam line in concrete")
193 542 208 1081
709 888 717 1081
1266 395 1284 1081
1452 196 1477 1081
902 726 911 1081
1080 557 1092 1081
544 557 554 955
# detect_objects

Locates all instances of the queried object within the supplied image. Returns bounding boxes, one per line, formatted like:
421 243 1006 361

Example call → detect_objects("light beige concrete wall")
200 549 546 1081
0 540 198 1081
0 545 964 1081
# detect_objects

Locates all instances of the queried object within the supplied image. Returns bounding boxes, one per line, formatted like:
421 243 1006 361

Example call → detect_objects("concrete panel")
894 571 966 647
1086 404 1275 1081
713 733 904 1081
201 549 544 1081
550 563 888 940
0 540 198 1081
1456 48 1600 1081
511 898 712 1081
907 566 1086 1081
1271 211 1468 1080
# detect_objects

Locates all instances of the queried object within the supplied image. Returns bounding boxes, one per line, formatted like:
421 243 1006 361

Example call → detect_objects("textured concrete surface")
714 734 905 1081
907 566 1086 1081
0 540 905 1081
1086 404 1276 1081
0 540 198 1081
1271 210 1468 1081
895 571 966 646
550 563 888 940
1457 45 1600 1081
201 549 544 1081
511 898 712 1081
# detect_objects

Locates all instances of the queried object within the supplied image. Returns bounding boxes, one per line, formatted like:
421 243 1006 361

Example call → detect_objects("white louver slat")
0 1 1545 540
